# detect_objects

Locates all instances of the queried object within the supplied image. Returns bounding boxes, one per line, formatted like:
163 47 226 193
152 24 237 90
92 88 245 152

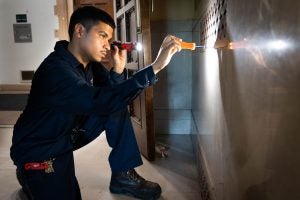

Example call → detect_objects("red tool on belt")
24 159 55 173
25 162 49 170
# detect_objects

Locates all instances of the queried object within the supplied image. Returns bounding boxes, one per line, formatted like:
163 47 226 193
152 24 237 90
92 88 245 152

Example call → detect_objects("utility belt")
23 158 55 173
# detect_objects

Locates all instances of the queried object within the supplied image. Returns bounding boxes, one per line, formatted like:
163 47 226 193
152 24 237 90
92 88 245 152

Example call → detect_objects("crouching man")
11 6 181 200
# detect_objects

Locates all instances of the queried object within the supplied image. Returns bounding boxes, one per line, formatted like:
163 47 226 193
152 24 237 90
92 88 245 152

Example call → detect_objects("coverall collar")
54 40 82 69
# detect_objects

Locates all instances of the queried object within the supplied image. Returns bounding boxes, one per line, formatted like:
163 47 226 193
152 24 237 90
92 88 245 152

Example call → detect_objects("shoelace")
125 170 145 182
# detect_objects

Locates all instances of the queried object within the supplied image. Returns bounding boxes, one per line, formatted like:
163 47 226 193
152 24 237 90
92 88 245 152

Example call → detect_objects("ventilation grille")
191 132 212 200
199 162 211 200
21 70 34 82
200 0 228 48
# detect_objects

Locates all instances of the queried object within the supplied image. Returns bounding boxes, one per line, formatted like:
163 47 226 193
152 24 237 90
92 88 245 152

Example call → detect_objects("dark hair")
68 6 116 40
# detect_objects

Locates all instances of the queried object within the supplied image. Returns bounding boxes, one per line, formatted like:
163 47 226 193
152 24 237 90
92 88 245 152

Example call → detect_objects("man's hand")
111 45 127 74
152 35 182 74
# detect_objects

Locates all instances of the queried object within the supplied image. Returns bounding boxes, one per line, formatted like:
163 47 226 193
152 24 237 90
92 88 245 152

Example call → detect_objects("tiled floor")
0 127 201 200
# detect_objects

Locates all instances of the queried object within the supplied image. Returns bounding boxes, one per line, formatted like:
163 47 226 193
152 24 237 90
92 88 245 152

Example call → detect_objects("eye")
99 34 105 38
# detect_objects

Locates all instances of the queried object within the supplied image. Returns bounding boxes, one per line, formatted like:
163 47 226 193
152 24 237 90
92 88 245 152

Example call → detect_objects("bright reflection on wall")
204 48 220 96
198 48 221 136
227 38 291 51
267 40 289 50
226 38 291 71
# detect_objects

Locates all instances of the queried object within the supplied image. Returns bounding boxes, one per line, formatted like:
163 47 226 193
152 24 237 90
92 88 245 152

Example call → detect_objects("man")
10 6 181 200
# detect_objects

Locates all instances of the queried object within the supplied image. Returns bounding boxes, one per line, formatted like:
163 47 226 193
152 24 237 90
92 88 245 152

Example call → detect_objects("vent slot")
21 70 34 82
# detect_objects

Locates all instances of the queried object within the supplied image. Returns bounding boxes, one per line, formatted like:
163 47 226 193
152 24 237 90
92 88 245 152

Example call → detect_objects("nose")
104 40 110 50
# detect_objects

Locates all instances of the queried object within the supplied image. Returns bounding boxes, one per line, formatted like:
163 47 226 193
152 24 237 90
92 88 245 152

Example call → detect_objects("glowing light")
136 42 143 51
227 39 248 50
267 40 289 50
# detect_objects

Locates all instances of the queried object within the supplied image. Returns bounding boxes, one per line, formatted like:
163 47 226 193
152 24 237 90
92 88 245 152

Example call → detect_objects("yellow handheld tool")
180 41 196 50
180 41 207 50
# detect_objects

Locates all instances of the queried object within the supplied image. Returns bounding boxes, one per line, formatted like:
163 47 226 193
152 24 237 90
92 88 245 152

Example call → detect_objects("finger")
111 45 119 57
161 35 177 47
170 45 180 55
173 39 182 51
165 40 182 53
162 36 182 50
164 35 174 43
114 45 119 52
119 49 127 57
167 35 182 43
174 37 182 42
171 43 181 54
161 37 176 49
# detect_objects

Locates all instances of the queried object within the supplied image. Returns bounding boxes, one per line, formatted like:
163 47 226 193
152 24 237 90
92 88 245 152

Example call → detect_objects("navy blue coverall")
10 40 157 199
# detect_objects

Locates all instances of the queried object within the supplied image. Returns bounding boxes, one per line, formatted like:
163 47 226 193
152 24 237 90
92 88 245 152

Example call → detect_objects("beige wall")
0 0 58 84
192 0 300 199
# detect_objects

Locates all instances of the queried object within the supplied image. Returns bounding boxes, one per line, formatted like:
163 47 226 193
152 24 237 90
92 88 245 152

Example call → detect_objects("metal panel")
192 0 300 199
13 24 32 43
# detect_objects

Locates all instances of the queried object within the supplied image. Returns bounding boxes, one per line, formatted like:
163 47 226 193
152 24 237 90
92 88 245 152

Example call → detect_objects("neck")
68 41 89 68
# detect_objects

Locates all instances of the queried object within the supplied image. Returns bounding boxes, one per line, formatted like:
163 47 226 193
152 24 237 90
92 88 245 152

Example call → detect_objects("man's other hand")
111 45 126 74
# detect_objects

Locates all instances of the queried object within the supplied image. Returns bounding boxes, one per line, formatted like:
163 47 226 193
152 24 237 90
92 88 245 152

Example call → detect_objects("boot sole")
109 185 161 200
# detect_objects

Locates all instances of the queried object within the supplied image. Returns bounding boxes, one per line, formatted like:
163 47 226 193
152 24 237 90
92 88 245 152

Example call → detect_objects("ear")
74 23 86 39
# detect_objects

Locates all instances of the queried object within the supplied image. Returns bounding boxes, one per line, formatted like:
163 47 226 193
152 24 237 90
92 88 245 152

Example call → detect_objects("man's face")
78 22 113 62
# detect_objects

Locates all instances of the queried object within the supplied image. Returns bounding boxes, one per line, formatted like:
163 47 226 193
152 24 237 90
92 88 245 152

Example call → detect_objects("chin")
92 57 102 62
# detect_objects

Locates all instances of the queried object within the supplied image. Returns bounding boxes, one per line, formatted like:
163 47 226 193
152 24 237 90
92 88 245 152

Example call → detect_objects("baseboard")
0 84 30 93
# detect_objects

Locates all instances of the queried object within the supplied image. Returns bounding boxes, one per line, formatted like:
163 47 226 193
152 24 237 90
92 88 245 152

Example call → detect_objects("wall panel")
192 0 300 199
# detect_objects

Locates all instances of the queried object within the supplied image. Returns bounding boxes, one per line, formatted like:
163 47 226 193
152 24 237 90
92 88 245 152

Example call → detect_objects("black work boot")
109 169 162 199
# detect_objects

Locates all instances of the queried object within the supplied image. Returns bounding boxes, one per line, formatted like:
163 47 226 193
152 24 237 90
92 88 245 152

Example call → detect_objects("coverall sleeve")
31 61 157 115
92 63 127 86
